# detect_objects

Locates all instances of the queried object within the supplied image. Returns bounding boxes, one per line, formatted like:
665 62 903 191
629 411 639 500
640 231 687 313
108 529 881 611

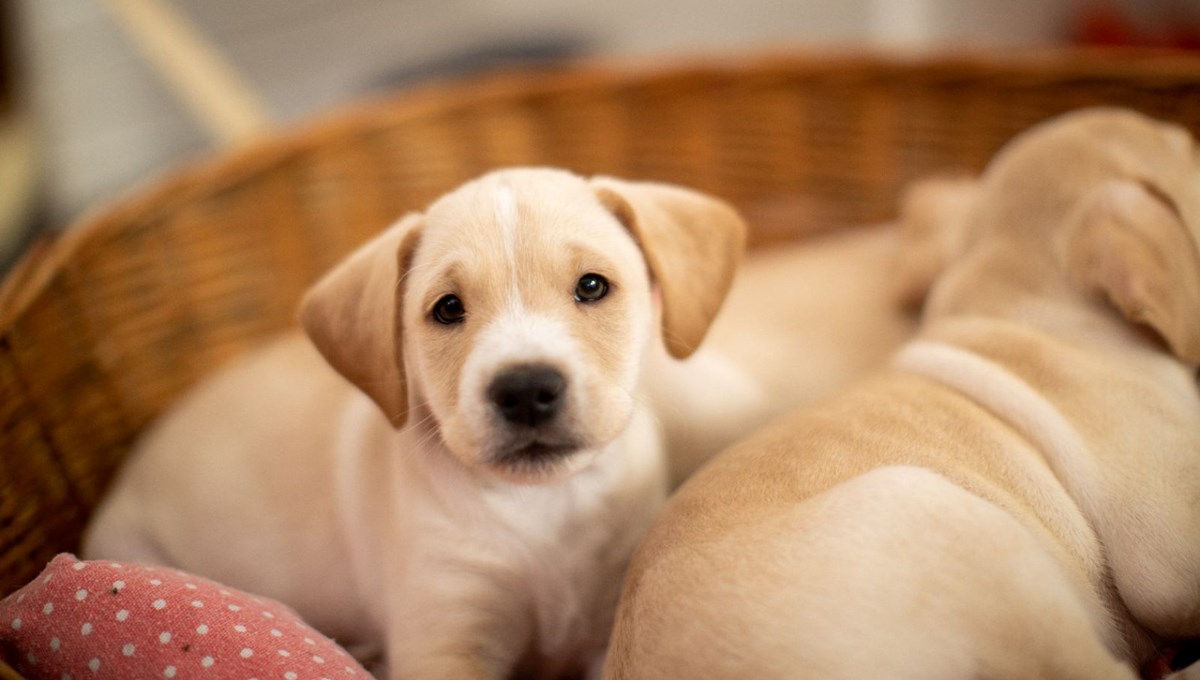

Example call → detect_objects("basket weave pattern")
4 51 1200 609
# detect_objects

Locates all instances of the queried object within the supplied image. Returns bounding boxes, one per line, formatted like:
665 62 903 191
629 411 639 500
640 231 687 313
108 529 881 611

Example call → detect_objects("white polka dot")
115 609 129 622
112 580 125 592
72 562 86 571
270 629 282 638
109 562 122 569
262 611 275 619
88 657 100 672
239 648 253 658
196 624 209 635
344 666 354 673
60 674 70 680
163 666 176 678
184 583 197 590
313 655 325 664
201 656 214 668
234 625 247 633
10 617 20 630
75 589 88 601
227 604 241 612
26 651 36 665
149 579 162 586
16 592 26 602
50 637 60 651
284 673 297 680
191 599 203 608
152 599 166 610
159 631 171 644
278 649 291 657
42 602 54 615
219 589 230 596
122 643 135 657
81 622 93 636
304 637 315 645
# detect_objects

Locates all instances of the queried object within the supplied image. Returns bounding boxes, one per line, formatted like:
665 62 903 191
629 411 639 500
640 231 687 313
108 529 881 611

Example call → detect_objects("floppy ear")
299 214 423 427
894 176 980 309
591 177 747 359
1057 180 1200 365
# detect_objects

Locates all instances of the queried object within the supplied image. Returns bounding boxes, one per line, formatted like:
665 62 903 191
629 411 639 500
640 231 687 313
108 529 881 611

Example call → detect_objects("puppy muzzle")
486 363 582 468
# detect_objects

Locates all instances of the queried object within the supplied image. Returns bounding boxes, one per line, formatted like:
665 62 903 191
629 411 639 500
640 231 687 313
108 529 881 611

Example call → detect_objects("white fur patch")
459 309 585 432
493 182 524 312
494 183 519 249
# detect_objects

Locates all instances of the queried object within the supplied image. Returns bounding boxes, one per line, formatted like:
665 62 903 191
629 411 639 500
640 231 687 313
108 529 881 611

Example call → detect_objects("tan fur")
83 168 743 679
300 214 420 426
606 108 1200 679
893 175 979 309
593 177 747 359
651 223 916 484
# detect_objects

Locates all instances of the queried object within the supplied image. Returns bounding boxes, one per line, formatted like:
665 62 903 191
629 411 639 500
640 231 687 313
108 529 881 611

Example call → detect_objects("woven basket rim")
3 46 1200 331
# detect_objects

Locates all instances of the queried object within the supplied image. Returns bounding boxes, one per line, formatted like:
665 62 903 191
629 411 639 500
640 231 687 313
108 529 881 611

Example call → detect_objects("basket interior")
4 50 1200 598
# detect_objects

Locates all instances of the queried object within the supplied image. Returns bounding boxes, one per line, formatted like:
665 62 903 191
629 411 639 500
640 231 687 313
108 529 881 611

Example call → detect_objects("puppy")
84 168 745 679
605 108 1200 680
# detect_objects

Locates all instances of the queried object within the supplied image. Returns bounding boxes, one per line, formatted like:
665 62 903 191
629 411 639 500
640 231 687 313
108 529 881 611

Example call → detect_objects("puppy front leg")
383 571 532 680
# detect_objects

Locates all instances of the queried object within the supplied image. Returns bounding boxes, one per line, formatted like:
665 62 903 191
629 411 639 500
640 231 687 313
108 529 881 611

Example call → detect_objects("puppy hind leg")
607 466 1137 680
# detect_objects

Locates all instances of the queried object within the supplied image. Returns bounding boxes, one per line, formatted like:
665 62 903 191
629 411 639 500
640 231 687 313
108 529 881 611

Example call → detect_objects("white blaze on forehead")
471 309 581 377
494 181 519 239
493 181 524 311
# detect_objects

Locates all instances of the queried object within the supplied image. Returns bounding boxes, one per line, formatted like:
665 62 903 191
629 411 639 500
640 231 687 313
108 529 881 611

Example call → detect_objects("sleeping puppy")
605 108 1200 680
84 168 745 679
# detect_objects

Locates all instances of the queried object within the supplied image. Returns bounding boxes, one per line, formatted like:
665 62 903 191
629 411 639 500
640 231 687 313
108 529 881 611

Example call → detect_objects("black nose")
488 365 566 427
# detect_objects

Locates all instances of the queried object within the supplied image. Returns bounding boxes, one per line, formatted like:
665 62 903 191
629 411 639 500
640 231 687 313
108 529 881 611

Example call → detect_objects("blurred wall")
17 0 1089 228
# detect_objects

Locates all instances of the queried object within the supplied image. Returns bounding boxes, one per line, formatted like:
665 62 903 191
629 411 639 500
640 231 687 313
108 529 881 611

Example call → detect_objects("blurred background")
1 0 1198 272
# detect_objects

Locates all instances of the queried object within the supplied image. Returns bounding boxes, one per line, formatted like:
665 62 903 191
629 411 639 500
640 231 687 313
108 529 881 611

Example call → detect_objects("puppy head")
301 168 745 482
901 108 1200 365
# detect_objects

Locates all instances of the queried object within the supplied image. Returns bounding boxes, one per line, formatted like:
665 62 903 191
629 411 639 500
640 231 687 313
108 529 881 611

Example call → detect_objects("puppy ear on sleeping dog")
299 214 423 427
590 177 747 359
1057 179 1200 365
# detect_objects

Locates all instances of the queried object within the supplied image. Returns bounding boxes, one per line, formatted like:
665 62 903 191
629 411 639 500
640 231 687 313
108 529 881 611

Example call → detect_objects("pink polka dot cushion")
0 553 370 680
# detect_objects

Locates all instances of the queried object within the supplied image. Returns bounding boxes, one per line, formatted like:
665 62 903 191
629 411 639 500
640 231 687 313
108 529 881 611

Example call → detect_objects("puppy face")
402 171 653 481
300 167 747 483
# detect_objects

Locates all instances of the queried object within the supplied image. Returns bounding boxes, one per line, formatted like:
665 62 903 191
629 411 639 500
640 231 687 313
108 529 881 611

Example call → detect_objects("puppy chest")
521 521 629 665
486 494 630 641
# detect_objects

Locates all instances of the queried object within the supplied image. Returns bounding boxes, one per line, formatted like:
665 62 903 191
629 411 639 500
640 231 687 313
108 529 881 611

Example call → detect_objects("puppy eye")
575 273 609 303
432 294 466 324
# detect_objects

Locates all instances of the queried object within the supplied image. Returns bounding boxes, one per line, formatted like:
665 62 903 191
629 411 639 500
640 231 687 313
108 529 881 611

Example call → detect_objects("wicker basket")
4 49 1200 622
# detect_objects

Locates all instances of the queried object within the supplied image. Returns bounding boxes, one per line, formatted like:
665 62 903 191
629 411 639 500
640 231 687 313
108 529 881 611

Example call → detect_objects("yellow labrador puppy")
85 168 745 679
605 108 1200 680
